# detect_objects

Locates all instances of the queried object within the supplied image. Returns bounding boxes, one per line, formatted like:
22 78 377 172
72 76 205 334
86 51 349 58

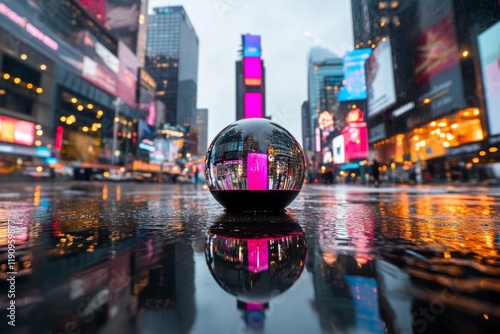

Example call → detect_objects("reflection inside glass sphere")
205 118 306 212
205 213 307 327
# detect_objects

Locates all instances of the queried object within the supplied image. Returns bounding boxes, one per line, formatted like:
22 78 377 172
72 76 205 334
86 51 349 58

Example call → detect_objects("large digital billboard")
338 48 372 102
243 34 261 57
244 57 262 86
0 115 35 146
413 0 465 118
366 37 396 116
244 92 263 118
478 21 500 137
332 135 345 164
117 40 138 107
342 122 368 161
78 31 119 96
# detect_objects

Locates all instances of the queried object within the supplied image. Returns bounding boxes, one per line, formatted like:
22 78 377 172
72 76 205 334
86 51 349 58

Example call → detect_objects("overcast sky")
148 0 354 143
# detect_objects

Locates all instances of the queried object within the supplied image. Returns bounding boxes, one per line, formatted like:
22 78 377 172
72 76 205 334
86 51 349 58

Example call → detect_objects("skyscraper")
195 108 208 156
145 6 199 129
235 34 266 120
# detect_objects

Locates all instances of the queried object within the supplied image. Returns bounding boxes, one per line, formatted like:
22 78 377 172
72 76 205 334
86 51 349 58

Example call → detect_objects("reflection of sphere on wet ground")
205 118 306 212
205 213 308 303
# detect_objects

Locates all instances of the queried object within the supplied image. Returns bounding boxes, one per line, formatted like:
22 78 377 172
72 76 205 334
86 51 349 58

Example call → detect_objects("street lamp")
112 98 124 164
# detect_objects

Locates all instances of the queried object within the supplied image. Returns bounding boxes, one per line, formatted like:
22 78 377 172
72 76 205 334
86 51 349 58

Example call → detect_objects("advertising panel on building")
118 40 138 107
338 48 372 102
0 115 35 146
366 37 396 117
244 92 262 118
79 30 119 96
243 57 262 86
342 122 368 161
332 135 345 164
414 0 465 119
477 21 500 138
243 35 261 57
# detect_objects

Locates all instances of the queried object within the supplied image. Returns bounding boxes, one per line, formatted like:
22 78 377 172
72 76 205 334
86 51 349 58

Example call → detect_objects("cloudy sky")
148 0 354 142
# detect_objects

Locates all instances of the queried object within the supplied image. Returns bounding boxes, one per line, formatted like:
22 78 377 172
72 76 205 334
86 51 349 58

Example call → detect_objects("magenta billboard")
244 92 263 118
342 122 368 161
244 57 262 86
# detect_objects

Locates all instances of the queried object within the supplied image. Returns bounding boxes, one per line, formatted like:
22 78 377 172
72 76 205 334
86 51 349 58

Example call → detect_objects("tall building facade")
235 34 266 120
146 6 199 129
304 54 343 174
350 0 500 182
0 0 145 174
195 108 208 156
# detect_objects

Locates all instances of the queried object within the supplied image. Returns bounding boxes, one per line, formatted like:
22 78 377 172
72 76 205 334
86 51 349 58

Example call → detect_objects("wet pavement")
1 181 500 334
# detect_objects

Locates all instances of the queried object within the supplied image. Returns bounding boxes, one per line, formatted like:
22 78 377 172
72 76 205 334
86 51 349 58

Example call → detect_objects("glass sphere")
205 118 306 212
205 214 308 303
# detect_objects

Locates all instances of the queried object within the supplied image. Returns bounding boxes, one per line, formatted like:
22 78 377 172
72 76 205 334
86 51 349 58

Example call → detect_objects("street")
1 181 499 334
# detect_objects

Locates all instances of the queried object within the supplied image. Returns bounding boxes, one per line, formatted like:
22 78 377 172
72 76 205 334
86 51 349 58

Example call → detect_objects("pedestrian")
193 166 199 185
371 159 380 187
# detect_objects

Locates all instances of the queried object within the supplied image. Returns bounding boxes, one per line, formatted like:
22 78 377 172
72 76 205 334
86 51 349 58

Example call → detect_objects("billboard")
413 0 464 118
117 40 138 107
244 92 263 118
478 21 500 137
78 30 119 96
332 135 345 164
77 0 142 53
0 115 35 146
243 34 261 57
247 152 268 190
244 57 262 86
342 122 368 161
366 37 396 116
338 48 372 102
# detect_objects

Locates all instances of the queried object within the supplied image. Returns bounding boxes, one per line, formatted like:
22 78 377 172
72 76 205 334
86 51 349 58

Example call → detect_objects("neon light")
244 92 262 118
243 35 261 57
55 126 63 150
0 115 35 146
244 57 262 86
0 3 58 51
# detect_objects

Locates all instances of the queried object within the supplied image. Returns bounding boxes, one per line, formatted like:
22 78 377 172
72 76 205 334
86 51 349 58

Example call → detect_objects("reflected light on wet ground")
0 182 499 333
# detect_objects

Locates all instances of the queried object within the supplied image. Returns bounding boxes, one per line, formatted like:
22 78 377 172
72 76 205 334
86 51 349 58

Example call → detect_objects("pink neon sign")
244 92 262 118
0 115 35 146
0 3 59 51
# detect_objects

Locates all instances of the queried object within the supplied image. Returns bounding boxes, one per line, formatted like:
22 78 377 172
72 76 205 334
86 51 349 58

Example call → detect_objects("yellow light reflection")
116 185 121 201
34 185 41 206
102 185 108 200
489 147 498 153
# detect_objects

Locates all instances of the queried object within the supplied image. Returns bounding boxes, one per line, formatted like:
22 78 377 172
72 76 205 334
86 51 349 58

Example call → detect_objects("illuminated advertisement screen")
366 37 396 116
76 0 106 24
137 120 155 153
244 92 263 118
332 135 345 164
117 40 138 107
247 152 268 190
338 48 372 102
0 115 35 146
414 0 464 118
478 21 500 137
342 122 368 161
243 34 261 57
79 31 119 96
244 57 262 86
105 0 142 53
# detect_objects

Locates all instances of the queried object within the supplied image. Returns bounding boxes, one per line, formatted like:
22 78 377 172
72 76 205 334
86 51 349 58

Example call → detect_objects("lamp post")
112 98 123 165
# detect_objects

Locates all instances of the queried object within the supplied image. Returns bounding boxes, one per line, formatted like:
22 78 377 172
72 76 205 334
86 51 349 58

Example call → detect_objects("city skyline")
148 0 354 143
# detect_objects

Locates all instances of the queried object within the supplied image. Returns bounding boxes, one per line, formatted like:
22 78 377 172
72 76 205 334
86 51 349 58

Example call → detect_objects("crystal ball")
205 214 308 303
205 118 306 212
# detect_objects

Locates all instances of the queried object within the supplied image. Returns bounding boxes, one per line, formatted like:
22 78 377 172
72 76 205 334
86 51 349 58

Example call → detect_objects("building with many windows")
145 6 199 131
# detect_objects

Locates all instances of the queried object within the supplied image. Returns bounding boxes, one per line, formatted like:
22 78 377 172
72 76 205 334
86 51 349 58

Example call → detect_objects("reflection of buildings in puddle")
205 213 307 328
0 219 32 279
131 239 196 334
